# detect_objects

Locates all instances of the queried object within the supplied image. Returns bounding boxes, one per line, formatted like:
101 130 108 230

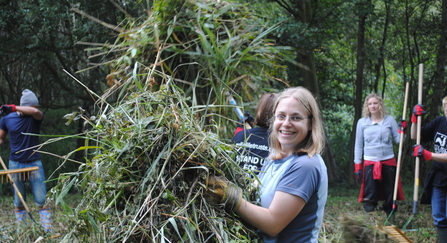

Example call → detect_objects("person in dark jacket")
233 93 276 178
411 96 447 242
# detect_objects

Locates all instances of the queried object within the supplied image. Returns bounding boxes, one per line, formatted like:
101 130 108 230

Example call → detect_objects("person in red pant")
411 97 447 242
353 93 404 218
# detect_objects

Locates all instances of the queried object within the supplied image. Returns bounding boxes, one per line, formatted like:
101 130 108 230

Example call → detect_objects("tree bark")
281 0 337 180
350 2 368 185
432 0 447 115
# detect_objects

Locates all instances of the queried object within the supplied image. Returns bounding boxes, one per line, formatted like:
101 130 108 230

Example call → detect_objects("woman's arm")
235 191 305 237
390 117 400 143
353 119 364 164
16 106 43 121
431 153 447 163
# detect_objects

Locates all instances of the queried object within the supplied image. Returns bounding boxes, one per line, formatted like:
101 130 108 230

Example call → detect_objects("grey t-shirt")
258 153 328 243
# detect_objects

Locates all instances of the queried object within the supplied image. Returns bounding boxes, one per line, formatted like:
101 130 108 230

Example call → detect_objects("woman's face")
273 97 310 157
367 97 380 115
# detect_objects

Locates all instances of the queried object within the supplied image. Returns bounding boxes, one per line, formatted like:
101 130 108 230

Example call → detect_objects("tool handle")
226 94 245 120
0 156 34 221
393 82 409 202
413 63 423 213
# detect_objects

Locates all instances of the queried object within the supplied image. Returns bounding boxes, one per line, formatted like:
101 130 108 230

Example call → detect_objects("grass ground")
0 183 438 242
320 183 437 243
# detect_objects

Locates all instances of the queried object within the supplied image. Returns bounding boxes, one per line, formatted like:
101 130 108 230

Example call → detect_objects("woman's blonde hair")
362 93 387 118
269 87 326 159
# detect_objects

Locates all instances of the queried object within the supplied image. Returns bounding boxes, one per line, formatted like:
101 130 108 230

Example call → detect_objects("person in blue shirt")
208 86 328 243
353 93 404 217
233 93 276 179
0 89 52 232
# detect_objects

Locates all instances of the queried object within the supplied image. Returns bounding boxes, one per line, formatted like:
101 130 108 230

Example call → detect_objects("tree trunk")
291 0 337 181
350 4 368 185
432 0 447 114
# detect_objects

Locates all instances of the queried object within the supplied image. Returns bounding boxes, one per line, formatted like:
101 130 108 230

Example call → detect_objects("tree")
0 0 145 179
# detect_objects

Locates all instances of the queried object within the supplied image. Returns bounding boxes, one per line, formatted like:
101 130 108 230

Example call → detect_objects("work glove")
398 119 407 135
0 104 17 116
354 163 363 184
206 175 243 213
237 110 255 128
411 104 426 123
412 144 432 161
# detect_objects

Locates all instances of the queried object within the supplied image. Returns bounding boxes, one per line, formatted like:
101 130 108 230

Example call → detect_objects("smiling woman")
272 97 312 157
208 86 329 243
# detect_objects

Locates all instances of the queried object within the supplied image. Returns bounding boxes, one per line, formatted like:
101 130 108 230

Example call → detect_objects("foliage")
42 0 296 241
48 84 260 242
1 0 447 240
92 0 291 140
0 182 440 242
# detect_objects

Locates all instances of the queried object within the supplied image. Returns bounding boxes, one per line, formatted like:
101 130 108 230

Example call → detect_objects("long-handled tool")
379 82 414 242
403 63 424 230
386 82 410 225
0 166 39 183
225 91 252 129
0 156 37 223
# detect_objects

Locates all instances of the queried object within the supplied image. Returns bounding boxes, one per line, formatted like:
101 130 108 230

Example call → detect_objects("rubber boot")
39 208 52 232
14 209 27 225
438 227 447 243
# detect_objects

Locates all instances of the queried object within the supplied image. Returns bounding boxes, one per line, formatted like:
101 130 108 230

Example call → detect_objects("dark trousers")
363 164 397 214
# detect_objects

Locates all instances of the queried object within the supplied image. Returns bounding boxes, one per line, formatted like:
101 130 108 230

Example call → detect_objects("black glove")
354 170 362 184
354 163 362 184
237 110 255 128
0 104 17 116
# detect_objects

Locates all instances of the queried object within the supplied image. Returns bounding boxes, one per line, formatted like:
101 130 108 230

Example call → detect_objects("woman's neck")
370 114 383 123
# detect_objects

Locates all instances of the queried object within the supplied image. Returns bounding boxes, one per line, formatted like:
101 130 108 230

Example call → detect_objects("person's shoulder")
233 129 250 141
0 113 16 126
356 117 367 125
384 115 397 123
249 127 269 134
435 116 446 121
2 112 18 119
286 154 324 173
290 153 320 165
428 116 446 125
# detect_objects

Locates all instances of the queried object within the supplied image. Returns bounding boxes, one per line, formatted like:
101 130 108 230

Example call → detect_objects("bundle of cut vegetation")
338 213 396 243
49 0 293 242
52 84 260 242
